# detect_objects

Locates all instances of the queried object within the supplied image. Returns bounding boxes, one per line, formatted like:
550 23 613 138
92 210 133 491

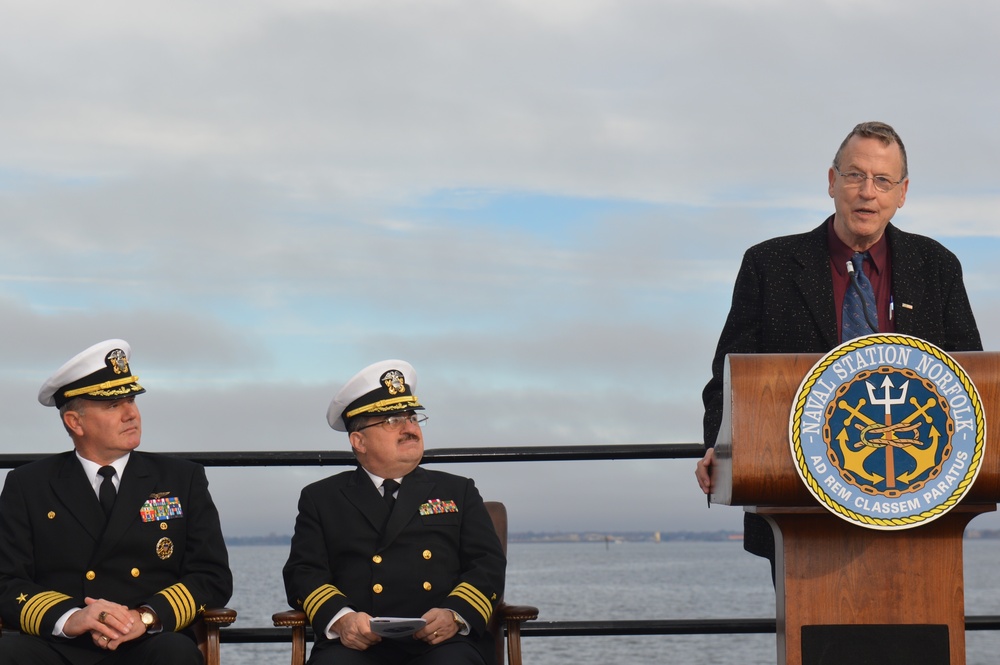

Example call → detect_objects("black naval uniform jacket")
0 451 233 657
702 218 983 560
283 465 506 663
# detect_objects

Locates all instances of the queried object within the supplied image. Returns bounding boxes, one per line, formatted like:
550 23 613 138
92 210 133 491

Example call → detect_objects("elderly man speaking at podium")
282 360 506 665
695 121 983 574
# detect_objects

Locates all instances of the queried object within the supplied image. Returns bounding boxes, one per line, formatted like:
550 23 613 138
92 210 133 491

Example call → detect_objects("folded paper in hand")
370 617 426 638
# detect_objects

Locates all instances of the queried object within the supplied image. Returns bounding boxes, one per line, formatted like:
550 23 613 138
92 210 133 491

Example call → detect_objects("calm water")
222 539 1000 664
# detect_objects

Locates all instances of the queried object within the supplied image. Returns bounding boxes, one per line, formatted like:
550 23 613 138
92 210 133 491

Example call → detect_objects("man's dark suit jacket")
283 465 506 664
0 451 233 662
702 217 983 559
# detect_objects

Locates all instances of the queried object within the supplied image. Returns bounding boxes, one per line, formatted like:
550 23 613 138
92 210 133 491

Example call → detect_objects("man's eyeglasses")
356 413 429 432
834 166 903 193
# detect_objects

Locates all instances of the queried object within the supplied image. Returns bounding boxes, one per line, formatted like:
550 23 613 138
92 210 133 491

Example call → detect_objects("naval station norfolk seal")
789 334 986 529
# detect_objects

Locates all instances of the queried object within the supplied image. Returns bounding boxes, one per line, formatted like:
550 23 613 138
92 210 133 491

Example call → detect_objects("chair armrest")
196 607 237 665
500 604 539 623
498 602 538 665
272 609 307 627
202 607 238 627
272 610 309 665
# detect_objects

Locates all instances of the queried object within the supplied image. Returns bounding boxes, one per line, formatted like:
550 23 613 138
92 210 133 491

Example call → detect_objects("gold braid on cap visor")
345 395 421 419
62 376 142 399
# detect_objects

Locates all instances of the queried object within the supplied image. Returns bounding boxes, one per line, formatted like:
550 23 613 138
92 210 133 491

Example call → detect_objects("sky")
2 0 999 539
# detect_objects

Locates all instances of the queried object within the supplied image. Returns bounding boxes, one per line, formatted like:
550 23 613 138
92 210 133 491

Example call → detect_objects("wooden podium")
711 352 1000 665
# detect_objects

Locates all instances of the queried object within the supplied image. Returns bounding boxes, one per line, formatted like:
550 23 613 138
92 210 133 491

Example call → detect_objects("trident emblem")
865 376 909 488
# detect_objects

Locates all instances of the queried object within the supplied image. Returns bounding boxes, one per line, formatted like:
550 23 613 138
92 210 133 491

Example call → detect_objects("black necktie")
842 251 879 341
381 479 399 513
98 466 117 517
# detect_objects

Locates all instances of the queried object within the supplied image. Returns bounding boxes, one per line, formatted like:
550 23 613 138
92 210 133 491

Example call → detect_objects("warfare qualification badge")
789 334 986 529
156 537 174 560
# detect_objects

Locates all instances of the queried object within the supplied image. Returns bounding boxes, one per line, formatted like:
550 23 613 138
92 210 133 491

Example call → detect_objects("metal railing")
0 443 706 469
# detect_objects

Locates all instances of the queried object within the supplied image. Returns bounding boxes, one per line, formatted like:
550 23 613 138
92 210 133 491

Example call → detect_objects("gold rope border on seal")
790 334 986 528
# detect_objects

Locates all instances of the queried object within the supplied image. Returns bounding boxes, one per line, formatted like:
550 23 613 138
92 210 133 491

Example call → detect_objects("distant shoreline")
225 528 1000 546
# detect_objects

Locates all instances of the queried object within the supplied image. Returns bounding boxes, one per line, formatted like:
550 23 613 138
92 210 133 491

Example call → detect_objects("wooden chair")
273 500 538 665
0 607 237 665
195 607 239 665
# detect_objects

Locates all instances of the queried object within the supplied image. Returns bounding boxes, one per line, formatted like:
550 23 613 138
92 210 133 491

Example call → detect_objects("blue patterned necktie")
842 251 879 341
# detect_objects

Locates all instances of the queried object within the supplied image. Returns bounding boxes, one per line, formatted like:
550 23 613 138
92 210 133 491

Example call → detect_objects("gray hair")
833 121 908 180
58 398 86 437
345 415 372 434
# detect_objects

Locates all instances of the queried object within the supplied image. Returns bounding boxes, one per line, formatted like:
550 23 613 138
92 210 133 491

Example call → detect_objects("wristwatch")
138 607 158 631
451 610 468 633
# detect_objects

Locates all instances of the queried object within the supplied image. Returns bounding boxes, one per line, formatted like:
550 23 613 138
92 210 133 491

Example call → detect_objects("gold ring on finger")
98 611 107 623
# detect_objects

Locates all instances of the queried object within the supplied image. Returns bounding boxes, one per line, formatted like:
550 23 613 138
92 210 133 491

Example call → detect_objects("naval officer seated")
0 339 233 664
282 359 506 665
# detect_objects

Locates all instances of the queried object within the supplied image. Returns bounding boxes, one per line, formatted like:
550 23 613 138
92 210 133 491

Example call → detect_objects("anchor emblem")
834 371 943 493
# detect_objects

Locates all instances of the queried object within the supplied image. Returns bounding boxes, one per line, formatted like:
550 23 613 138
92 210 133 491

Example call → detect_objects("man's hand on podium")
695 447 714 507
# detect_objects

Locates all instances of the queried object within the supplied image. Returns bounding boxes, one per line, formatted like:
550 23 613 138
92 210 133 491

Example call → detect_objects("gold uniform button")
422 550 432 560
373 584 383 594
131 568 141 578
423 582 432 591
85 571 96 581
47 511 56 520
160 522 168 531
372 555 382 564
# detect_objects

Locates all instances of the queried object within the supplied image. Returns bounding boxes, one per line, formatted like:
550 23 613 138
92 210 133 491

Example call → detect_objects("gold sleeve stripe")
303 584 345 622
20 591 72 636
158 583 197 629
448 583 493 623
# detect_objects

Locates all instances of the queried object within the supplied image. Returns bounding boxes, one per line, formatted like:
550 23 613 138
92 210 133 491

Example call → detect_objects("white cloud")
1 0 999 542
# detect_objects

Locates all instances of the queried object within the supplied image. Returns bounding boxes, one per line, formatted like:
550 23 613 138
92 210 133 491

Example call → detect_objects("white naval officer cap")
38 339 146 408
326 359 424 431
